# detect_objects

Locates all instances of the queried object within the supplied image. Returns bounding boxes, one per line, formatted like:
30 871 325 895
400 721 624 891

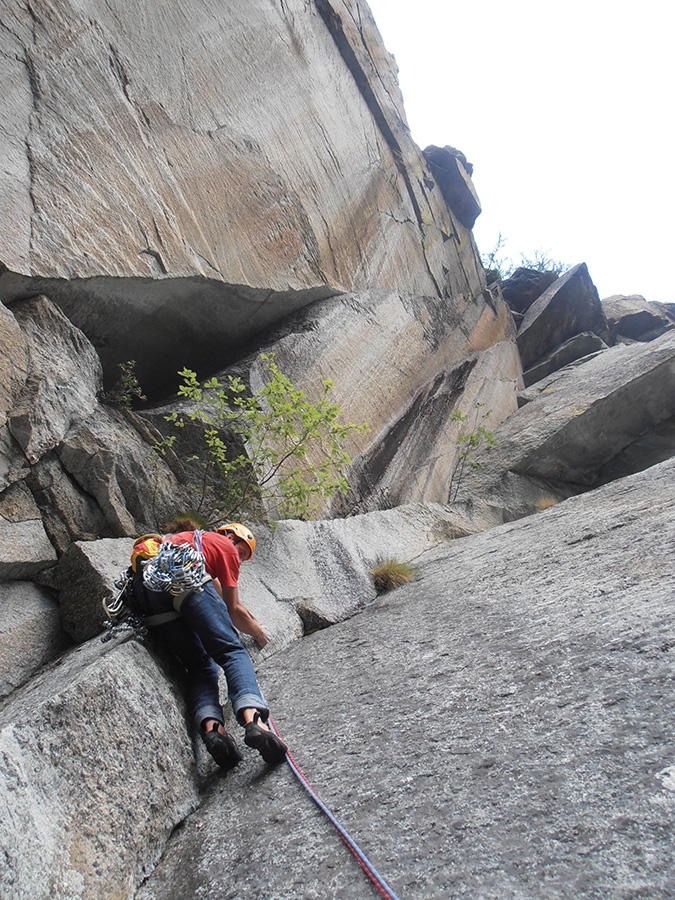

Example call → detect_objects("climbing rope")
143 531 208 596
269 716 402 900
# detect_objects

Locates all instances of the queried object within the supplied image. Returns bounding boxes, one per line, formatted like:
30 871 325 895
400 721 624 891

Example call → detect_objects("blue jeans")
143 581 268 728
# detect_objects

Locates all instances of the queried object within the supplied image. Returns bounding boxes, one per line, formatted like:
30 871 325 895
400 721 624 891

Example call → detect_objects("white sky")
365 0 674 303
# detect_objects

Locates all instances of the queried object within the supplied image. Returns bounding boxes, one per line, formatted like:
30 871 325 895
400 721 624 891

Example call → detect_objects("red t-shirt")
168 530 240 588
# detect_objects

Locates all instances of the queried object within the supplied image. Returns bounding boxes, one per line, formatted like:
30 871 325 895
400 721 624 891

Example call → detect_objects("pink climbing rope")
268 716 402 900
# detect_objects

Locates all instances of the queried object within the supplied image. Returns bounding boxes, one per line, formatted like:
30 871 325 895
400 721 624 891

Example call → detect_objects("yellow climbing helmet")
216 523 256 560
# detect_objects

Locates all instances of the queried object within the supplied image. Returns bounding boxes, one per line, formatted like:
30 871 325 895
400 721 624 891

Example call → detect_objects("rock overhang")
0 268 339 399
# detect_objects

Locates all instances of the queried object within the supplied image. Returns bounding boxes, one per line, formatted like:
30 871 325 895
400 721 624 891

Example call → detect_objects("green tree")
159 353 369 523
449 403 497 502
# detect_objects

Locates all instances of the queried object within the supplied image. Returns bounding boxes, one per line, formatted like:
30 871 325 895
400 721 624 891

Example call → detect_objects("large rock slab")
220 287 522 516
138 457 675 900
0 580 69 698
461 330 675 519
517 263 607 371
7 296 102 463
0 636 200 900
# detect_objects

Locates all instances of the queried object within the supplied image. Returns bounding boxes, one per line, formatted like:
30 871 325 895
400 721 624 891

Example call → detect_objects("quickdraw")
269 716 402 900
143 530 207 596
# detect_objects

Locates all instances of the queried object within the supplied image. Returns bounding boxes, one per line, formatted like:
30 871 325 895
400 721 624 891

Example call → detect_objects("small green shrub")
101 360 147 408
372 559 416 594
449 403 498 502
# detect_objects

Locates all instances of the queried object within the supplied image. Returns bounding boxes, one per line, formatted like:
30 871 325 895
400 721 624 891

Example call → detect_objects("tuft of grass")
372 559 416 594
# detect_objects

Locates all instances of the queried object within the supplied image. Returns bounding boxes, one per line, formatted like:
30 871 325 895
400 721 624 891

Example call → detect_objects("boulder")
0 636 199 900
0 580 70 698
55 537 134 642
461 329 675 519
0 301 28 427
517 263 607 371
7 296 102 463
219 287 521 517
602 294 675 344
522 331 608 387
499 266 559 314
423 145 482 229
137 457 675 900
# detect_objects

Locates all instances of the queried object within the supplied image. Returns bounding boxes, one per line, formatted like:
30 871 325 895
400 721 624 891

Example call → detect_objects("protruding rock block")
517 263 607 371
499 267 558 314
602 294 675 344
423 145 482 229
0 510 56 581
8 296 102 464
55 537 134 642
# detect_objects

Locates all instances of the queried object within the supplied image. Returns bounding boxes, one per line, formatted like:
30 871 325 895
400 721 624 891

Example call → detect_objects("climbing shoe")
244 712 288 765
201 720 243 771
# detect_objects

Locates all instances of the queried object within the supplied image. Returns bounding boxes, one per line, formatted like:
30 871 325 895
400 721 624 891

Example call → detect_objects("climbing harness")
269 716 402 900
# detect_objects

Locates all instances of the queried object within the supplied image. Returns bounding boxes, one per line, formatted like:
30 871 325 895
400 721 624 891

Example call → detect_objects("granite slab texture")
138 457 675 900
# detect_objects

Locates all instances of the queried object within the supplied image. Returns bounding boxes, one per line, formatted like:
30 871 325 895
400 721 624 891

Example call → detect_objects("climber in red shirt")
140 521 287 769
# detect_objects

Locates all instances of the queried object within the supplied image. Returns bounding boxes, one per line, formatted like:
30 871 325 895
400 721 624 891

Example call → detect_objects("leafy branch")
449 403 497 502
157 353 369 523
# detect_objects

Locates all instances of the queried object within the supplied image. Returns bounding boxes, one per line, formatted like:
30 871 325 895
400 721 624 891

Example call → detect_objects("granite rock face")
0 0 488 398
219 287 522 515
137 457 675 900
